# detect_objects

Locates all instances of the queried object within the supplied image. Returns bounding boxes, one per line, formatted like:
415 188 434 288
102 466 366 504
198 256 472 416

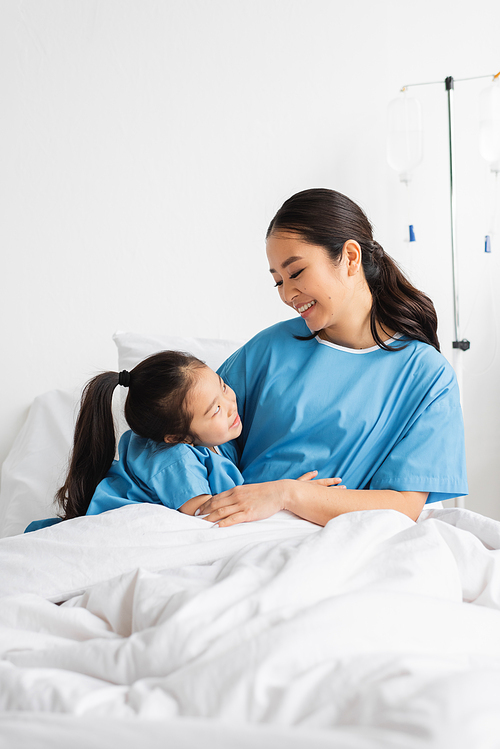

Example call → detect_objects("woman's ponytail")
56 372 119 520
267 189 440 352
363 241 440 351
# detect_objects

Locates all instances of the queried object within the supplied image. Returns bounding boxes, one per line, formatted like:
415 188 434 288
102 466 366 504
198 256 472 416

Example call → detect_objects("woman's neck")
301 275 394 349
317 293 394 349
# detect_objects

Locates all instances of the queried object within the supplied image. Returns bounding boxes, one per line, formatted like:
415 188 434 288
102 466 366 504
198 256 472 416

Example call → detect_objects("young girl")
25 350 340 531
58 350 247 520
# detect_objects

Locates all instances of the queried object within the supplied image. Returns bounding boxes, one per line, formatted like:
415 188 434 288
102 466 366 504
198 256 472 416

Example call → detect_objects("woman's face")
184 366 242 448
266 232 363 337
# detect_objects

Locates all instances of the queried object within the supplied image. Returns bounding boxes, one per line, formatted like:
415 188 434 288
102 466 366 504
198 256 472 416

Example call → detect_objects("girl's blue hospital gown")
86 434 244 515
217 318 468 504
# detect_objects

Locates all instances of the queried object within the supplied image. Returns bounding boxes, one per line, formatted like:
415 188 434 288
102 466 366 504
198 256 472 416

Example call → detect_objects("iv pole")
399 73 497 361
445 77 469 509
445 78 469 473
397 73 496 510
445 77 470 357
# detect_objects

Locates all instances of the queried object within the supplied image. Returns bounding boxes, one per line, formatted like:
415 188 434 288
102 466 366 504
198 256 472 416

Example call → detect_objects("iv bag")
479 77 500 166
387 91 423 181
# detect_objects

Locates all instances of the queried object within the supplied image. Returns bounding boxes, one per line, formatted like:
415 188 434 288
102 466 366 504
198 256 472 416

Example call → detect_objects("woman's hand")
297 470 345 488
196 472 344 527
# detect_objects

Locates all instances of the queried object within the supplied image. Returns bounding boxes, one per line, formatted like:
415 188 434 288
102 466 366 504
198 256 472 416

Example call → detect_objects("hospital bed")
1 331 500 749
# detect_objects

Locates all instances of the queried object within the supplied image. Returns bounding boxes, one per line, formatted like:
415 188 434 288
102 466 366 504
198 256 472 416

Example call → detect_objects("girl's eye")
273 279 283 288
222 383 227 392
213 405 220 416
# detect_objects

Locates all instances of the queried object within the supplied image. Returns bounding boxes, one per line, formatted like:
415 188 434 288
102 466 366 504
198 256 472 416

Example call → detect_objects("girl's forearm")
284 481 427 524
179 494 211 515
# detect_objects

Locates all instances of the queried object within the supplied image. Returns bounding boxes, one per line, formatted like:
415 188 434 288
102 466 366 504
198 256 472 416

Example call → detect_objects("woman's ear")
343 240 362 276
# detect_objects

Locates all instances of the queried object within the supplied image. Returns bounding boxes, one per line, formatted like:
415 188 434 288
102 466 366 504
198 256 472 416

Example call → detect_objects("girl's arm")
179 494 211 516
196 481 428 527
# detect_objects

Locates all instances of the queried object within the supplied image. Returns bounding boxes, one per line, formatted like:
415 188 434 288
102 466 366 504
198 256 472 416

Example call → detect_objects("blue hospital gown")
217 318 468 504
86 431 244 515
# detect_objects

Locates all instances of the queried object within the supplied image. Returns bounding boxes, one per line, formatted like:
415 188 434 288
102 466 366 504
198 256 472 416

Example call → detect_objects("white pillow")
0 389 79 538
113 331 245 373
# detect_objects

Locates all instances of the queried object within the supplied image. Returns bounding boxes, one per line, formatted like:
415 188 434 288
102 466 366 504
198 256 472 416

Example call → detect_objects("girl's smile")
230 414 241 429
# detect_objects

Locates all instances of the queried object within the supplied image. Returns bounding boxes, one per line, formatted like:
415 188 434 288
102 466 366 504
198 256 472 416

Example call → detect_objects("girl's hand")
196 474 344 527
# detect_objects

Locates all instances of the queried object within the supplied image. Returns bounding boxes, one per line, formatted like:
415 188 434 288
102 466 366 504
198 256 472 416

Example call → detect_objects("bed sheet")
0 712 439 749
1 504 500 748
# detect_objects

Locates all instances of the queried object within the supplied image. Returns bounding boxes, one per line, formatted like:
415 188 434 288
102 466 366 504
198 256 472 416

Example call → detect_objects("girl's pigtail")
56 372 119 520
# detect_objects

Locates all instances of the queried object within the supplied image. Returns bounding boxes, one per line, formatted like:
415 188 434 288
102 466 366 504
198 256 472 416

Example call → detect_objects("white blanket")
1 505 500 748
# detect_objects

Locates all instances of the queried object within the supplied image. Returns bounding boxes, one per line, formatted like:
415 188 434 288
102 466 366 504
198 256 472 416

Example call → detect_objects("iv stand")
445 76 469 509
445 76 470 357
401 74 478 368
399 73 494 510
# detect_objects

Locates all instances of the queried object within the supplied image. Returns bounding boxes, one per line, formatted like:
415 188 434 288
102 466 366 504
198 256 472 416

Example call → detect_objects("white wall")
1 0 499 518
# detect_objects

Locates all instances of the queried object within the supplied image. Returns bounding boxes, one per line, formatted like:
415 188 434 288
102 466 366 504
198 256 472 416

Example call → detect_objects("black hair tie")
118 370 131 388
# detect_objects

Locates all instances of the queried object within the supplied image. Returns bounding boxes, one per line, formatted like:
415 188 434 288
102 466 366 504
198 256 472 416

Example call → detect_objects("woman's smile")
294 299 317 316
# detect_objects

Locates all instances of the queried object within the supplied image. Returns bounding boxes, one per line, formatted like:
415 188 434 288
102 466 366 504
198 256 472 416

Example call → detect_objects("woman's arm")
196 481 428 527
178 472 343 519
286 484 428 524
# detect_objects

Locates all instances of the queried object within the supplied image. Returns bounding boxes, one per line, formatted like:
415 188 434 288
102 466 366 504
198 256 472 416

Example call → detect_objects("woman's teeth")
297 300 316 313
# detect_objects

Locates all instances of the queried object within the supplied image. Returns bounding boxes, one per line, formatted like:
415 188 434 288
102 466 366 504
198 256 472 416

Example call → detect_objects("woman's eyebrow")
269 256 303 274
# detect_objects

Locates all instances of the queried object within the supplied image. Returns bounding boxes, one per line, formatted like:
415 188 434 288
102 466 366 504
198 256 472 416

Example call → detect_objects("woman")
197 188 468 527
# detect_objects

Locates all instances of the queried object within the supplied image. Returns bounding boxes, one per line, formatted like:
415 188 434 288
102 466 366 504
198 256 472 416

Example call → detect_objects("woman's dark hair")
56 351 206 520
267 188 440 351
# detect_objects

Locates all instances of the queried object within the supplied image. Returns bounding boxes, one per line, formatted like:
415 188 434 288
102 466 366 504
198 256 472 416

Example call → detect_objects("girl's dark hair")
267 188 440 352
56 351 206 520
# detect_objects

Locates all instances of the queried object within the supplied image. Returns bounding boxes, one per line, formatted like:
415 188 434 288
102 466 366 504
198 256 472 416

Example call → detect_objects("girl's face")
266 231 365 340
185 366 242 447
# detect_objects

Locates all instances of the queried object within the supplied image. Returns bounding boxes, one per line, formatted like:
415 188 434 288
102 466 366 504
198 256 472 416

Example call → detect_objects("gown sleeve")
369 379 468 503
149 451 213 510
